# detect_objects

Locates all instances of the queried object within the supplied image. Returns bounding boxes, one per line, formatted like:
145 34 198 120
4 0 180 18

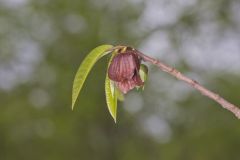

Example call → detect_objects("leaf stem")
136 50 240 119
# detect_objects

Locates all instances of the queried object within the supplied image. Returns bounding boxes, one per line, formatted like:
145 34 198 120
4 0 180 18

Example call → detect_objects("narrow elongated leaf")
105 51 119 122
105 76 117 123
72 45 113 110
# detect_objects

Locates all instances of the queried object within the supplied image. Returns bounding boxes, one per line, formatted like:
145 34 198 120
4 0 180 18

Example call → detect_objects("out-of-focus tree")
0 0 240 159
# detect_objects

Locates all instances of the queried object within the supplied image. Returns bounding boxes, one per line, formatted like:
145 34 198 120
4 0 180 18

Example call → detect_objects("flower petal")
116 80 136 94
108 52 137 81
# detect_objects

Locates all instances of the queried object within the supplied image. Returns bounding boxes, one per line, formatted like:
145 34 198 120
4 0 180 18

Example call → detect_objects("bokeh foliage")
0 0 240 159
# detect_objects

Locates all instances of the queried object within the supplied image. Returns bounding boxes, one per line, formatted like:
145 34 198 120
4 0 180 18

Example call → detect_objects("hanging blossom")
71 45 148 122
108 48 144 94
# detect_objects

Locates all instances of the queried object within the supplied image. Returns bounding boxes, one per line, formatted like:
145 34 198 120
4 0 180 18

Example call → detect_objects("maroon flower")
108 50 144 94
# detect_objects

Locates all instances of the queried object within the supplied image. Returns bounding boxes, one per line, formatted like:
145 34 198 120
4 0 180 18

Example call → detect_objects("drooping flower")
108 49 144 94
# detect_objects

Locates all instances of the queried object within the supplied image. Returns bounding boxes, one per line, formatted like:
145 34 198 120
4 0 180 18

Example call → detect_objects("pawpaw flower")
108 49 144 94
72 45 148 122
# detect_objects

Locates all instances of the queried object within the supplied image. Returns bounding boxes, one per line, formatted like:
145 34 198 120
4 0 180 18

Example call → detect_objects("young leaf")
116 87 124 101
105 76 117 123
72 45 113 110
138 64 148 90
105 51 119 122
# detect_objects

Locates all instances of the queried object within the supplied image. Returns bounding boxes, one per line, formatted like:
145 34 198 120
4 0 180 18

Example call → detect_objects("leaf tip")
109 111 117 123
112 115 117 123
71 101 75 111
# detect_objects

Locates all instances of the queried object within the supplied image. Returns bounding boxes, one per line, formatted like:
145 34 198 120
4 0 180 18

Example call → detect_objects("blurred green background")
0 0 240 159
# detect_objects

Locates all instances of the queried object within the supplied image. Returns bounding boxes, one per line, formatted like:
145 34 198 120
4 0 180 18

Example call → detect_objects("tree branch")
136 50 240 119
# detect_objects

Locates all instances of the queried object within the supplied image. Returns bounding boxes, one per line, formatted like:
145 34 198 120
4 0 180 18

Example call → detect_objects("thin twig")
136 50 240 119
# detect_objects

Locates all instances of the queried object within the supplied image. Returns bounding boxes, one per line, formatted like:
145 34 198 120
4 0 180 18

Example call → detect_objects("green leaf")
105 76 117 123
105 51 119 123
72 45 113 110
139 64 148 83
137 64 149 90
116 87 124 101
